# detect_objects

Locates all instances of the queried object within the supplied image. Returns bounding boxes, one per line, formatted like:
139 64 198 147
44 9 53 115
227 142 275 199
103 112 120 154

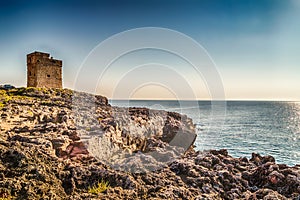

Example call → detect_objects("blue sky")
0 0 300 100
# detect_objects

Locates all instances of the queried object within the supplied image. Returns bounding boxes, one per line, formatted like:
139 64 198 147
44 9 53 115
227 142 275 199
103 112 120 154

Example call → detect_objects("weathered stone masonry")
27 51 62 88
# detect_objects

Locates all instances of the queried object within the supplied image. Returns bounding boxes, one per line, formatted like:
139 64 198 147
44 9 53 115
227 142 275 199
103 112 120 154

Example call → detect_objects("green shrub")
0 197 12 200
88 179 110 194
0 90 7 96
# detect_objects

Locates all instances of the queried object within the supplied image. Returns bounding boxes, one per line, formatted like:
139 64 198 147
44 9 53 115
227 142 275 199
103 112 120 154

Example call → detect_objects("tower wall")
27 52 62 88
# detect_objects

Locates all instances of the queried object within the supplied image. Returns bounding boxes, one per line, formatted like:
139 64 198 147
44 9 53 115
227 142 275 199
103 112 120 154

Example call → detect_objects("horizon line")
4 86 299 102
109 98 300 102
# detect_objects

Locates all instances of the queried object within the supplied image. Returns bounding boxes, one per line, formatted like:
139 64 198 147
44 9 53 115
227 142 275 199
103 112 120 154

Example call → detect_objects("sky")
0 0 300 100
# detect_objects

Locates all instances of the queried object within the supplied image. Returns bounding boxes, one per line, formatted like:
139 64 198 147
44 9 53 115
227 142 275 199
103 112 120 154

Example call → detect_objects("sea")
109 100 300 166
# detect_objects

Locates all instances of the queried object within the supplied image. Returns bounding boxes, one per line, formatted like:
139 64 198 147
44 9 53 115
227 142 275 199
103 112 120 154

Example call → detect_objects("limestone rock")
0 88 299 199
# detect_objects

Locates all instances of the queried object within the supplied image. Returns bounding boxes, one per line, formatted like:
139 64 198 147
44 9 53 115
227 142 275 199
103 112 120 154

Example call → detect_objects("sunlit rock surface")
0 88 299 199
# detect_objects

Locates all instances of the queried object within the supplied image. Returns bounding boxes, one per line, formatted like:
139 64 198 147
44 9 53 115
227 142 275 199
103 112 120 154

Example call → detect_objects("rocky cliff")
0 88 299 199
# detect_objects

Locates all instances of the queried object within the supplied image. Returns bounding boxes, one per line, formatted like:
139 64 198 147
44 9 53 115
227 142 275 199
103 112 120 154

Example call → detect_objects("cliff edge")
0 88 299 199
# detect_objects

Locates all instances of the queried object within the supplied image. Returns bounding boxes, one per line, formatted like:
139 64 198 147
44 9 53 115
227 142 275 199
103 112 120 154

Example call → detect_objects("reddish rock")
66 141 89 158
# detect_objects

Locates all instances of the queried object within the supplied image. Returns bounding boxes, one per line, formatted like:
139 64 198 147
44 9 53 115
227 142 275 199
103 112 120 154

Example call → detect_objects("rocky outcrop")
0 88 299 199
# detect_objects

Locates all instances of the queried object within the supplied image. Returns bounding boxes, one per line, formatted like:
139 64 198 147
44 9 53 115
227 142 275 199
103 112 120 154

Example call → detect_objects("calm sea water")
110 100 300 166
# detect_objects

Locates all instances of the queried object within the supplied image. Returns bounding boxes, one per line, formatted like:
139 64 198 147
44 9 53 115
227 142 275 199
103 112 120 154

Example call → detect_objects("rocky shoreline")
0 88 299 199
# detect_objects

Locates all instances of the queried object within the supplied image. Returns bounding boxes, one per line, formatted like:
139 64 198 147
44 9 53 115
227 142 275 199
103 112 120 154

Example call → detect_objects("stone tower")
27 51 62 88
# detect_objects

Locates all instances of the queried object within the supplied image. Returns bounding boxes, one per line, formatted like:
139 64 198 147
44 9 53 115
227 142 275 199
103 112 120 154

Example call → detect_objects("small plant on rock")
0 197 12 200
88 179 110 194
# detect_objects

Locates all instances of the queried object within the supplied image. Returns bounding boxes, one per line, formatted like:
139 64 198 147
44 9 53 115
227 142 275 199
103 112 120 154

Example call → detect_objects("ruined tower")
27 51 62 88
